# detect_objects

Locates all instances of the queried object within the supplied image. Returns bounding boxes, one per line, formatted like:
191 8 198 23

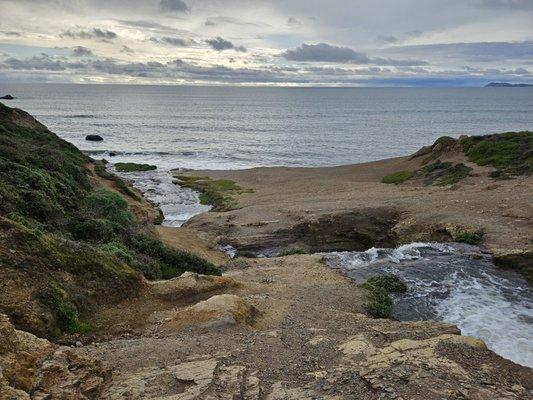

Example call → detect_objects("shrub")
71 218 115 242
128 234 221 278
114 162 157 172
279 247 308 256
381 170 414 184
455 231 484 245
46 283 93 334
361 274 407 319
434 163 472 186
83 189 136 232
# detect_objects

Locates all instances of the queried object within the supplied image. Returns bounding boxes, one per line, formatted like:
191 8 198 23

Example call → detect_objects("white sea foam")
323 243 533 368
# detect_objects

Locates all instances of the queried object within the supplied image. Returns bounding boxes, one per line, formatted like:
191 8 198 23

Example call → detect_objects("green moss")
462 131 533 176
114 162 157 172
46 283 94 334
361 274 407 319
381 170 414 184
455 230 484 245
278 247 308 256
175 175 250 212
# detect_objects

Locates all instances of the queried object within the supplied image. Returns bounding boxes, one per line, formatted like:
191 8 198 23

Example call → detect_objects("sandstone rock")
174 294 255 328
0 314 110 399
149 271 239 300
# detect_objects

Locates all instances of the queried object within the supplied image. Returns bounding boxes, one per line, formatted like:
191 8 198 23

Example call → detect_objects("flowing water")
323 243 533 368
2 84 531 366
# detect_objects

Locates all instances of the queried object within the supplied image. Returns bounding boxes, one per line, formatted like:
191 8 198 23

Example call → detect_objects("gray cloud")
120 45 134 54
1 31 21 37
150 36 191 47
377 35 400 44
476 0 533 10
72 46 93 57
206 37 247 52
60 27 118 41
288 17 302 27
372 57 428 66
282 43 370 63
159 0 189 12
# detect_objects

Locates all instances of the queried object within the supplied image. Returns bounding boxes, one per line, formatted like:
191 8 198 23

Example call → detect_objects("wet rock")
85 134 103 141
0 94 15 100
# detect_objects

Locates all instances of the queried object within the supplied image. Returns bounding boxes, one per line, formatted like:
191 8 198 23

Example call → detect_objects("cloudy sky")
0 0 532 86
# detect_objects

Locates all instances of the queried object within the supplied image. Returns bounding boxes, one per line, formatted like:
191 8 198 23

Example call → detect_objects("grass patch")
462 131 533 176
455 230 484 245
114 162 157 172
432 163 472 186
381 170 414 184
46 282 94 334
175 175 251 212
94 161 139 200
361 274 407 319
278 247 308 256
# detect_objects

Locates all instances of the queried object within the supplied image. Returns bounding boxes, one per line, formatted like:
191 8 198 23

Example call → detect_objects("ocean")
2 83 533 170
2 83 532 367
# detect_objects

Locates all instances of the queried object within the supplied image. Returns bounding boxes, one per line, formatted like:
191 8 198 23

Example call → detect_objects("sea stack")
0 94 15 100
85 134 104 141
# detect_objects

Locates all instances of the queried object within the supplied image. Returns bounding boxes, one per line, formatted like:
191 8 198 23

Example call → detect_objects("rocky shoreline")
0 103 531 399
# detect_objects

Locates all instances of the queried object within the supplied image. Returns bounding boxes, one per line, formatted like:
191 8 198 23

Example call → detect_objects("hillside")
0 103 219 339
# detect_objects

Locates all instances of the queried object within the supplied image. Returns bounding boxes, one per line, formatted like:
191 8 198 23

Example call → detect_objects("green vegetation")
461 131 533 176
455 230 484 245
46 283 94 334
176 175 253 212
382 160 472 187
0 103 219 336
278 247 308 256
114 162 157 172
432 163 472 186
361 274 407 319
94 161 139 199
381 170 414 184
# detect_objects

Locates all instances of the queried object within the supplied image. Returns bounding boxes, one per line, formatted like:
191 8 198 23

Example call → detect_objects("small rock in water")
0 94 15 100
85 134 104 141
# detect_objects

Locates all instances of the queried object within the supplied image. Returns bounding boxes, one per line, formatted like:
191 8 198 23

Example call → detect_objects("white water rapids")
323 243 533 368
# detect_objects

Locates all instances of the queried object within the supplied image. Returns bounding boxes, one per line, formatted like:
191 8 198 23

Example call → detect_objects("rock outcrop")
0 314 110 399
85 134 104 141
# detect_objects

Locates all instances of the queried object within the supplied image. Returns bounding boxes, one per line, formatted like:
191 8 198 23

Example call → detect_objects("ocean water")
323 243 533 368
2 83 533 170
3 84 532 366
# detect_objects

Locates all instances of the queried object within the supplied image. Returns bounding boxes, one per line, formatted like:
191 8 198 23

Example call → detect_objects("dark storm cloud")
206 37 247 52
60 27 118 41
150 36 191 47
282 43 370 63
71 46 93 57
159 0 189 12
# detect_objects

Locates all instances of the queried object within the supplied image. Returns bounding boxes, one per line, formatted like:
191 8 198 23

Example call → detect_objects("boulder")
171 294 256 328
0 94 15 100
85 134 104 141
149 271 239 300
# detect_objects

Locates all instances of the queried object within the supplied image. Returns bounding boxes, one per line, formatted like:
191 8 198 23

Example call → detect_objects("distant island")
485 82 533 87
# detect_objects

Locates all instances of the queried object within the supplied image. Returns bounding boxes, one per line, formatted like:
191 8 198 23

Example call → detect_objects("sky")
0 0 532 86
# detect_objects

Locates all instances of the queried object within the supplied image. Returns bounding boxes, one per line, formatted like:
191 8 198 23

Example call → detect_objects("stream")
322 243 533 368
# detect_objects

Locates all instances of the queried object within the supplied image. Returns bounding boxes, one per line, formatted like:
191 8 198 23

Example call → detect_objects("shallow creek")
110 165 210 226
323 243 533 368
108 167 532 368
